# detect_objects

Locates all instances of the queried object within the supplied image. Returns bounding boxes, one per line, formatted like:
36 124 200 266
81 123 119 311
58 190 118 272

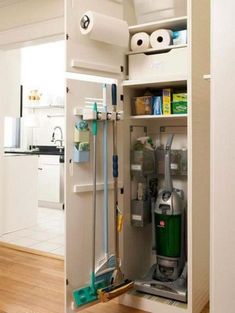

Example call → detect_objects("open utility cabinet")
65 1 210 313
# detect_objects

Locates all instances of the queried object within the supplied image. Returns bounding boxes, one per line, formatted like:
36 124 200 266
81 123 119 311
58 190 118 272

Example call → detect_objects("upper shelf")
129 16 188 35
123 75 187 89
130 114 187 121
127 43 187 56
24 105 64 109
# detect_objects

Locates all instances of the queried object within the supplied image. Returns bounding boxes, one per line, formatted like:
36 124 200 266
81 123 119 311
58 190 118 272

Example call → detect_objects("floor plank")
0 246 64 313
0 246 209 313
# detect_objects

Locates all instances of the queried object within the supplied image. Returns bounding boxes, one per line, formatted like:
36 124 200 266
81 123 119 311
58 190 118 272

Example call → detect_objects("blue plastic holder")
73 147 89 163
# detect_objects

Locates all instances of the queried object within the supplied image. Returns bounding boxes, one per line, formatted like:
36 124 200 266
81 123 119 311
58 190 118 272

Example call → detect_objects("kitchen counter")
5 145 65 162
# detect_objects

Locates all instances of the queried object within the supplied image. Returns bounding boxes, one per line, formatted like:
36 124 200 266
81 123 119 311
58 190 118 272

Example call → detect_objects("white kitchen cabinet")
38 155 61 206
2 154 38 234
65 1 210 313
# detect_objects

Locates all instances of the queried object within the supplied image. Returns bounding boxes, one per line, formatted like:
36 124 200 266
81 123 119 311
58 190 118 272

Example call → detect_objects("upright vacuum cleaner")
135 134 187 302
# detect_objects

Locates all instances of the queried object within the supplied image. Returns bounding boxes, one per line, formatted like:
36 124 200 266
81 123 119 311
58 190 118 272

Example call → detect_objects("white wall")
21 40 65 147
211 1 235 313
31 109 64 146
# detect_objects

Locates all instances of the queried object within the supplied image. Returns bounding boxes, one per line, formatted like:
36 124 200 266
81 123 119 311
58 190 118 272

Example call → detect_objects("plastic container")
131 148 155 177
131 199 151 227
73 146 90 163
133 0 187 24
156 147 187 176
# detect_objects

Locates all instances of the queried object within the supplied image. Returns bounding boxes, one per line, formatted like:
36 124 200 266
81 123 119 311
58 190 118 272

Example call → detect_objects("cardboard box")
132 96 152 115
162 89 171 115
172 93 187 114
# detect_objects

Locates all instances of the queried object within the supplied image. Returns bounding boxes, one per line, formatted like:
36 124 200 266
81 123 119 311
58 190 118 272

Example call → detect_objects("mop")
95 84 116 285
73 103 106 307
98 84 134 302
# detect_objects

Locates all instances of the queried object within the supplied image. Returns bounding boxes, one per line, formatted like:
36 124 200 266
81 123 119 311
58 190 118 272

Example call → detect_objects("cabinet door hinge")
120 66 124 73
120 94 124 101
66 34 69 40
120 187 124 195
66 87 70 93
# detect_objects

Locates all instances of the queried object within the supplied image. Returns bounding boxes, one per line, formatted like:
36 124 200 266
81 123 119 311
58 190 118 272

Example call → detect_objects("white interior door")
211 1 235 313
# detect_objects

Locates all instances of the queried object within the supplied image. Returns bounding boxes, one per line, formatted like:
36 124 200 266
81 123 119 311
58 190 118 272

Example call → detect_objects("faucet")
51 126 64 148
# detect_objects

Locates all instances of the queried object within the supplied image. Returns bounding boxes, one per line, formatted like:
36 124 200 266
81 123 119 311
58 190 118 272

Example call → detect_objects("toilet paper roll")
130 32 150 52
150 29 173 49
80 11 129 48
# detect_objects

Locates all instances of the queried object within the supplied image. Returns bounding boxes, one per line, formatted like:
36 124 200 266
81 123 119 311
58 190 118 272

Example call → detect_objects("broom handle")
112 84 119 262
92 103 98 277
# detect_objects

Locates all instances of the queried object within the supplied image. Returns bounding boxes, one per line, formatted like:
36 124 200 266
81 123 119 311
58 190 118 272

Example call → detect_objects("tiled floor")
0 207 65 256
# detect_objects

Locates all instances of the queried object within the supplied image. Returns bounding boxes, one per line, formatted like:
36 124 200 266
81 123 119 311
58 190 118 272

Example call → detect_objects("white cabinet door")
38 156 60 203
211 1 235 313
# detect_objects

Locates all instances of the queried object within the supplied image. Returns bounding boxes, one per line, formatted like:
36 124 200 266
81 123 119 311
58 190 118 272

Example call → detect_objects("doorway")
0 41 65 257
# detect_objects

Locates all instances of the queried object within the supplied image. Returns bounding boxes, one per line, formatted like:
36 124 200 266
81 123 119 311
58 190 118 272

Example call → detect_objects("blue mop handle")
103 84 109 256
112 84 117 106
113 155 118 178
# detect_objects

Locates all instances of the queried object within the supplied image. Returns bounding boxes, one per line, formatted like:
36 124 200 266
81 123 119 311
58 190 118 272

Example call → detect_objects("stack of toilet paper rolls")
130 29 187 52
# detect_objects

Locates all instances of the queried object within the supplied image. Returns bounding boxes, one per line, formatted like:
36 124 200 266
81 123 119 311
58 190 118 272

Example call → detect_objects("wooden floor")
0 246 209 313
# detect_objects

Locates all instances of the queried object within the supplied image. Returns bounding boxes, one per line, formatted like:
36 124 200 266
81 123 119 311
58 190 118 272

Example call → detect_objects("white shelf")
129 16 187 35
24 105 64 109
127 44 187 56
123 75 187 89
130 114 187 120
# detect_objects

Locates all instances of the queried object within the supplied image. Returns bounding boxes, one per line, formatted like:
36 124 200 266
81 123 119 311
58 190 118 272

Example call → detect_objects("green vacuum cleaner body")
154 134 185 282
135 134 187 302
155 189 184 281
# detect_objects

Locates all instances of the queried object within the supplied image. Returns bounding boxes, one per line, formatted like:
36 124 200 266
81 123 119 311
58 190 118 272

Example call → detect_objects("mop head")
73 256 118 308
73 274 106 308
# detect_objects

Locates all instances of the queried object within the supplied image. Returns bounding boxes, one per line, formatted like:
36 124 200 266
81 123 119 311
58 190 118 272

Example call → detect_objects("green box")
172 93 187 114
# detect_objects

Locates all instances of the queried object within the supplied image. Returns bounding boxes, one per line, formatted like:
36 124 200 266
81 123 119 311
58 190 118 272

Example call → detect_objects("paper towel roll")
150 29 173 49
80 11 129 48
130 32 150 52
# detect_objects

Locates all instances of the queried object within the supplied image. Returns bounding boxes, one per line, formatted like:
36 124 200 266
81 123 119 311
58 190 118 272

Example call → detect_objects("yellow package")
162 89 171 115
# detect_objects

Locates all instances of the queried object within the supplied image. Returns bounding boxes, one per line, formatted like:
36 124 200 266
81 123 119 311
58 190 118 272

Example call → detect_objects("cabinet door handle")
38 167 43 170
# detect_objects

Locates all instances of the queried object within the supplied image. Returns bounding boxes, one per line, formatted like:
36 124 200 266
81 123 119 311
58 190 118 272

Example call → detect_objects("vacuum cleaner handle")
165 134 174 191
